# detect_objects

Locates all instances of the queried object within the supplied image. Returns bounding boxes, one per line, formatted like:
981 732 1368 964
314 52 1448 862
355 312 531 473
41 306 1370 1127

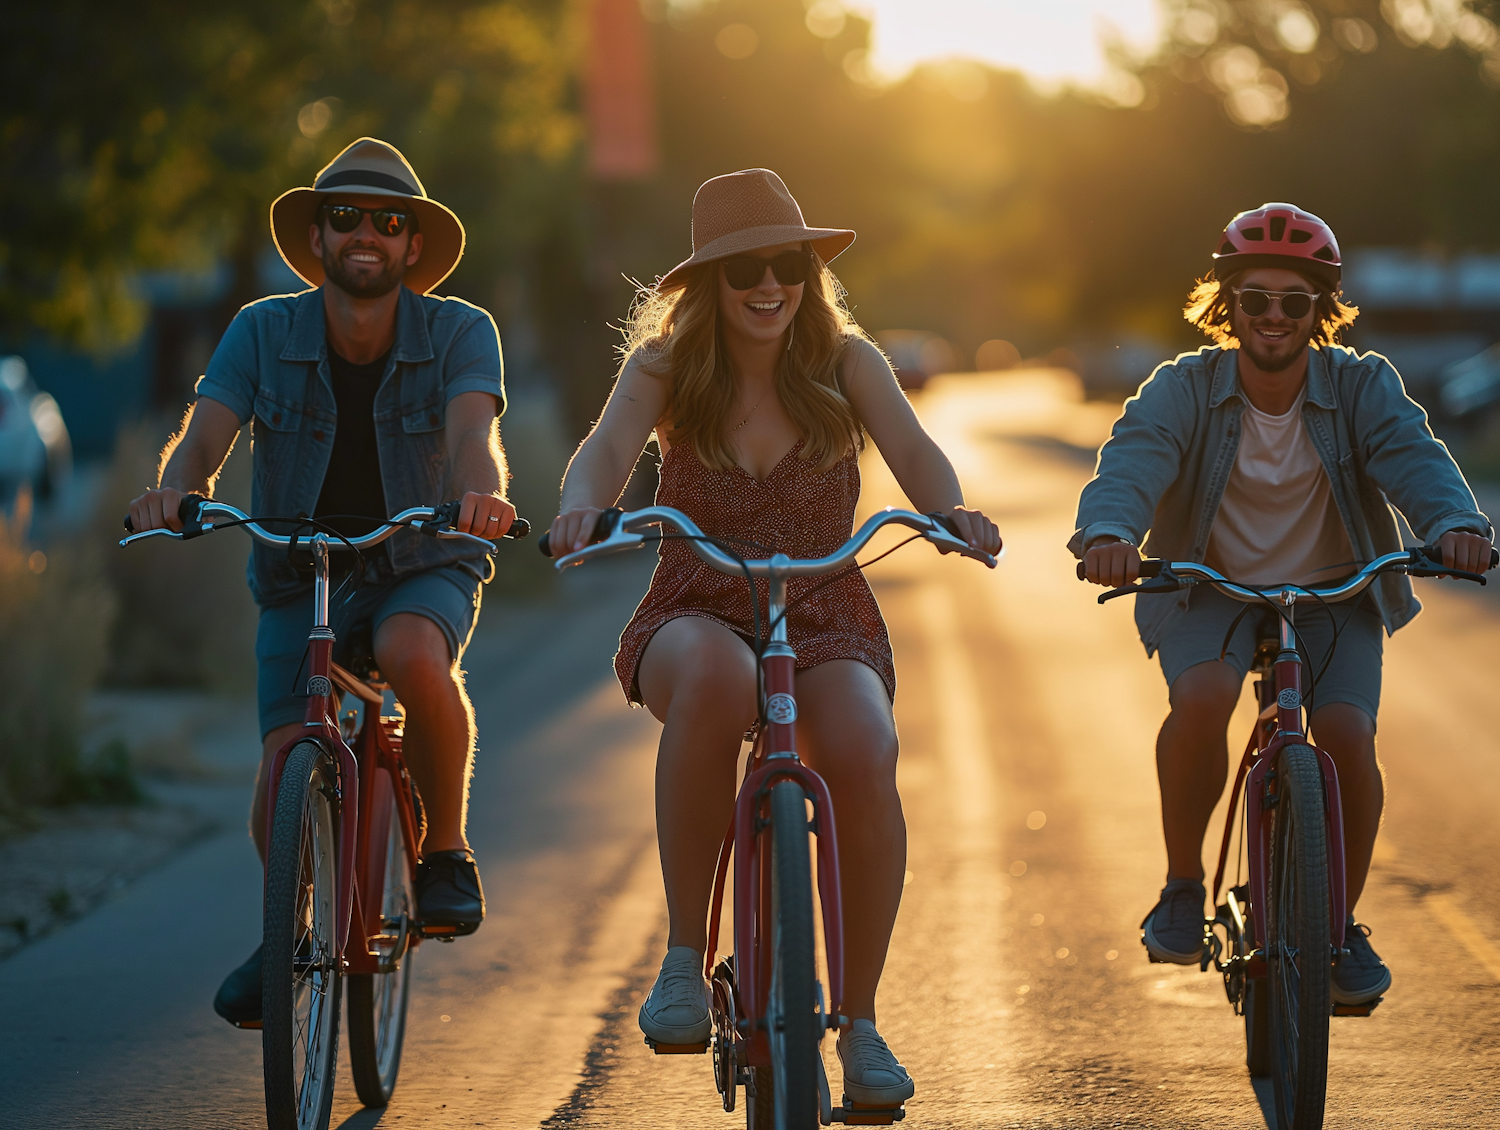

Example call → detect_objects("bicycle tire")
765 778 820 1130
263 740 343 1130
1267 744 1331 1130
348 777 416 1107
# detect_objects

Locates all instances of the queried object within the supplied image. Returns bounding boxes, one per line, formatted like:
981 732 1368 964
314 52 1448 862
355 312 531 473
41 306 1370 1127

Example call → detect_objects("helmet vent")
1313 245 1336 261
1289 229 1312 243
1241 226 1265 241
1269 217 1287 241
1218 240 1237 256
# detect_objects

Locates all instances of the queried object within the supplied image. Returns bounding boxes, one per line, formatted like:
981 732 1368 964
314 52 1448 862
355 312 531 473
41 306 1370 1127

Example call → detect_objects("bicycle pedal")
643 1036 708 1054
1332 996 1382 1017
831 1098 906 1124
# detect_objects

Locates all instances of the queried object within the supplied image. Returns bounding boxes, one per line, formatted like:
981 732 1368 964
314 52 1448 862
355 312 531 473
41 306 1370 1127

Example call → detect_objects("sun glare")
848 0 1164 95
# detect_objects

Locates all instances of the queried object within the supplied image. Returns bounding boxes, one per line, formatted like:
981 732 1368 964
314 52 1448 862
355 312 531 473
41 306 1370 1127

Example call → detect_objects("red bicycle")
1082 544 1494 1130
543 504 995 1129
122 497 528 1130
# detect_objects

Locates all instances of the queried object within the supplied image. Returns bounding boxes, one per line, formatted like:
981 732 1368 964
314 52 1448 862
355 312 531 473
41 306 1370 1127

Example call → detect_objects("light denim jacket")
196 286 505 607
1069 344 1491 652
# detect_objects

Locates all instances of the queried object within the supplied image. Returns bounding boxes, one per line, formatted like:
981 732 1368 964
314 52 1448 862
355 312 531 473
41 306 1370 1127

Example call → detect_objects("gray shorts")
1155 585 1384 723
256 566 482 737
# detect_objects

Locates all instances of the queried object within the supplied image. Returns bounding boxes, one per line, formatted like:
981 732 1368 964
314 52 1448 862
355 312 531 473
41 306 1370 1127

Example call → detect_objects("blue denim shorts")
1155 585 1384 723
255 565 482 737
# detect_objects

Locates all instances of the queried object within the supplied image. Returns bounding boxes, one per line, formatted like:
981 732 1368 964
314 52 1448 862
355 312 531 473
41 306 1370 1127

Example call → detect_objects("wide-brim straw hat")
270 137 465 295
659 168 855 290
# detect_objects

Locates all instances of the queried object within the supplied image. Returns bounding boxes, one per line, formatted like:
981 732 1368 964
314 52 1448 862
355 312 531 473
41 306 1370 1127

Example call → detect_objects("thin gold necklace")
732 387 770 431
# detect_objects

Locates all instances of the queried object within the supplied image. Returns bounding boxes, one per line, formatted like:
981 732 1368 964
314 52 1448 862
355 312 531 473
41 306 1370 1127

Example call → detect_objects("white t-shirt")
1205 392 1355 587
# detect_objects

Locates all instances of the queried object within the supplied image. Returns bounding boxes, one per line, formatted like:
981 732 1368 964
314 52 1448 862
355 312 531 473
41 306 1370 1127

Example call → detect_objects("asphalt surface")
3 371 1498 1128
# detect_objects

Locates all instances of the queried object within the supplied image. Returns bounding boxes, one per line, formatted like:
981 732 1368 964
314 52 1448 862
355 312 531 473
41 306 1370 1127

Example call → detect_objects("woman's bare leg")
637 616 758 954
794 659 904 1026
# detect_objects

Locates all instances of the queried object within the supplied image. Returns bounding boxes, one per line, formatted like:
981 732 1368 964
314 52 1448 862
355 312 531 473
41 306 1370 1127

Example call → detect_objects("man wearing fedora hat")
129 137 514 1027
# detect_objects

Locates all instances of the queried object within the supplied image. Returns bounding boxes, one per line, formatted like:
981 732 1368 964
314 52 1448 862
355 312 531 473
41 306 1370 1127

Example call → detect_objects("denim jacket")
1069 345 1491 651
196 286 505 607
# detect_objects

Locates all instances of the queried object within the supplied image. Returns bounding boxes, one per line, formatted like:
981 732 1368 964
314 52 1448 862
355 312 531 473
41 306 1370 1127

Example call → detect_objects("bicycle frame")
261 534 425 968
1210 594 1348 962
701 556 846 1069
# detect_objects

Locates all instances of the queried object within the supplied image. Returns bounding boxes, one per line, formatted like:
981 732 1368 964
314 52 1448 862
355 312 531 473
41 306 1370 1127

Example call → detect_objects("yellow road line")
1426 893 1500 984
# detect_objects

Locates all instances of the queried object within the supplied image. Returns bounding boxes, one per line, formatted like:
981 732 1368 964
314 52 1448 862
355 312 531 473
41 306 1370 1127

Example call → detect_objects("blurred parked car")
1439 343 1500 418
0 356 71 503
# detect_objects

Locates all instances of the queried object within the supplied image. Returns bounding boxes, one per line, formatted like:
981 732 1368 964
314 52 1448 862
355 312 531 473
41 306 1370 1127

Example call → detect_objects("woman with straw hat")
547 169 1001 1107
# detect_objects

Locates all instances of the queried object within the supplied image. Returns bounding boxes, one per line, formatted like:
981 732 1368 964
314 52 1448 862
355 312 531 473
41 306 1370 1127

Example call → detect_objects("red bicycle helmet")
1211 202 1341 291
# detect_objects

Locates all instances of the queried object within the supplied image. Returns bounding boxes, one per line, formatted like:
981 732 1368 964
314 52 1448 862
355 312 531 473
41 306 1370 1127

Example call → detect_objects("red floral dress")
614 439 896 704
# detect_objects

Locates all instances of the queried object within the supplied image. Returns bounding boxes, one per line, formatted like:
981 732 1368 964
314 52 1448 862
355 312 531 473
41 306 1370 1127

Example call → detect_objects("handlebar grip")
1075 557 1163 580
504 517 531 540
123 493 207 534
538 507 624 558
1418 544 1499 570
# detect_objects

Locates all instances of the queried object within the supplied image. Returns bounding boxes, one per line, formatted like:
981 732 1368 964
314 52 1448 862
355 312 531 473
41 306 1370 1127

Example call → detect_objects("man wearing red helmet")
1072 203 1493 1006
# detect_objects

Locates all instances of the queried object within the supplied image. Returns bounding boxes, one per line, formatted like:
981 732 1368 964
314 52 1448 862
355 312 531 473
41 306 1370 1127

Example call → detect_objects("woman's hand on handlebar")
547 507 606 557
943 506 1002 556
1083 536 1141 588
128 487 188 533
1436 529 1495 573
454 491 516 537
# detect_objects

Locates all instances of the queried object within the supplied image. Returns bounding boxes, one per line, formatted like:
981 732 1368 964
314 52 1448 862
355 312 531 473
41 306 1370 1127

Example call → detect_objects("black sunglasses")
320 203 411 237
721 250 811 291
1234 287 1319 320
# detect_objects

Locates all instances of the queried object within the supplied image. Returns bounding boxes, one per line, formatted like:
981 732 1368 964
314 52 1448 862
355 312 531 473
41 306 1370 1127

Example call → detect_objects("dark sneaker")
213 945 263 1028
1333 917 1392 1005
415 849 484 936
1141 878 1207 964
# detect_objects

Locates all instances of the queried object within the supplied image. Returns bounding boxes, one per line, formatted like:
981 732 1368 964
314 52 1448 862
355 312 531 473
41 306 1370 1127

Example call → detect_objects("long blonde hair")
621 249 867 473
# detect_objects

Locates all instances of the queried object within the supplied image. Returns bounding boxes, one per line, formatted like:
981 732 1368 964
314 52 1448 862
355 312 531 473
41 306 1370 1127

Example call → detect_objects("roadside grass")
0 488 119 824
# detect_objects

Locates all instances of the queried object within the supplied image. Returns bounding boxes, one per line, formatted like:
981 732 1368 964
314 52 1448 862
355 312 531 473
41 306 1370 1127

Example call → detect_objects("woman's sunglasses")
721 250 811 291
321 203 411 237
1234 287 1319 320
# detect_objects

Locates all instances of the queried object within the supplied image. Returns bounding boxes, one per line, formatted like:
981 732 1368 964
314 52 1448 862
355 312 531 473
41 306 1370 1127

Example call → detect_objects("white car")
0 356 70 502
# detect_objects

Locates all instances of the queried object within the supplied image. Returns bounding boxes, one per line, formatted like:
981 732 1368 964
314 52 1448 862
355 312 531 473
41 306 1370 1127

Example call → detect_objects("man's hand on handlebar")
1436 529 1495 574
454 491 516 537
1082 536 1141 588
943 506 1002 557
128 487 191 533
547 507 607 557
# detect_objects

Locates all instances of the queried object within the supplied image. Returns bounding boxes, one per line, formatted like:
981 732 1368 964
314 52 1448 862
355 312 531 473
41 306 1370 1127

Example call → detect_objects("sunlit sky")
850 0 1166 87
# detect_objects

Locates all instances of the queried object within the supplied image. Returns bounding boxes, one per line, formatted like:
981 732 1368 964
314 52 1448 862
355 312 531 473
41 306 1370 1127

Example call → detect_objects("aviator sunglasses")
721 250 811 291
320 203 412 237
1233 287 1320 320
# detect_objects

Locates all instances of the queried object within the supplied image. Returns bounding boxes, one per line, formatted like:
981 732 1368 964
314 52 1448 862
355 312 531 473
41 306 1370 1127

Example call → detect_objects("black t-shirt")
314 344 390 539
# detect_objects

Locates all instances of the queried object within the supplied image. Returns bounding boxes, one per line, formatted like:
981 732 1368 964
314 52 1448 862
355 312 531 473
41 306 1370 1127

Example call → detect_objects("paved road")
4 372 1498 1128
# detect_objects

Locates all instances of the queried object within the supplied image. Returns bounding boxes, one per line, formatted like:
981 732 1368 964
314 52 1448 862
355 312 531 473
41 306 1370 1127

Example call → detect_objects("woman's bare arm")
550 356 669 554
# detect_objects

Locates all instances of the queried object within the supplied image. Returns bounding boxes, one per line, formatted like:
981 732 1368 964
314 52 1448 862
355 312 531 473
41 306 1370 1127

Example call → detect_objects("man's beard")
1239 325 1312 373
323 242 406 298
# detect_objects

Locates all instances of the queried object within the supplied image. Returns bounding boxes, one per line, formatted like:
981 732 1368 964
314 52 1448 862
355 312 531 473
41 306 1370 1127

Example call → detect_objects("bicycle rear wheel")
263 740 342 1130
760 778 821 1130
348 778 416 1107
1267 744 1331 1130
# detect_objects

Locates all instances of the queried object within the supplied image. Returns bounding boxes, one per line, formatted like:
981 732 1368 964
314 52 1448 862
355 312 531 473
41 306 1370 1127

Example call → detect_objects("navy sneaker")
1141 878 1207 964
416 849 485 936
1333 917 1392 1005
213 945 263 1028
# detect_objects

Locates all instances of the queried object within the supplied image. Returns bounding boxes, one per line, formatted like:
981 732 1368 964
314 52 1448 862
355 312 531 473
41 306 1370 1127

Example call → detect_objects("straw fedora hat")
270 137 465 295
659 169 855 290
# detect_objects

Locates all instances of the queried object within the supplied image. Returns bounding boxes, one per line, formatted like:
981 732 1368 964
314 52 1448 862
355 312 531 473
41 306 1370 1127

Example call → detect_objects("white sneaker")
638 946 711 1044
837 1019 915 1106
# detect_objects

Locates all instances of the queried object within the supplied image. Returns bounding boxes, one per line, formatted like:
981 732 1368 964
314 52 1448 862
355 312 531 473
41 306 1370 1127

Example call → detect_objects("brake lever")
1097 572 1184 604
924 512 998 569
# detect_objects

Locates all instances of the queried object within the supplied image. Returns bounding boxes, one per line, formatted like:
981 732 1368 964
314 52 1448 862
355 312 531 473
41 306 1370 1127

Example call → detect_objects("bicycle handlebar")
1074 544 1497 605
538 504 998 575
120 496 530 552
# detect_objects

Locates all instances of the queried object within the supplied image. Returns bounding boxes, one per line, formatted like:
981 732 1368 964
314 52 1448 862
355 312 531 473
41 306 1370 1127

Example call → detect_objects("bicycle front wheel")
263 740 343 1130
761 778 821 1130
348 777 416 1107
1267 744 1331 1130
